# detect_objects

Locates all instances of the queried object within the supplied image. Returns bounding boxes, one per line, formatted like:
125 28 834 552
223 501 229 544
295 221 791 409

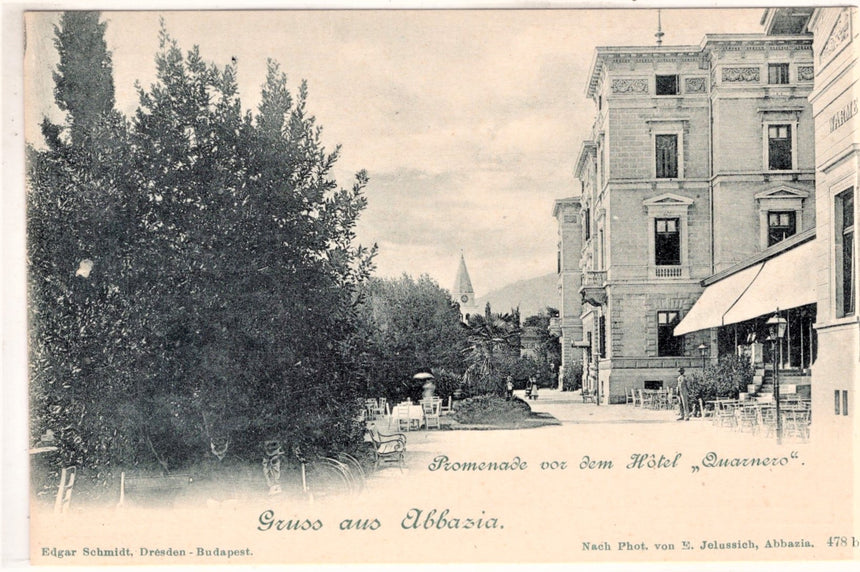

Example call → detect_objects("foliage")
28 14 375 488
519 307 561 386
493 355 553 389
461 304 521 397
451 395 531 425
351 274 468 402
562 361 583 392
685 354 754 406
51 11 116 148
429 368 462 403
29 11 139 490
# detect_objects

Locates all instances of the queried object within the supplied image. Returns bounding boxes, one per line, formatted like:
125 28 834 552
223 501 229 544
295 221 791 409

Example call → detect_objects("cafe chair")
422 399 441 430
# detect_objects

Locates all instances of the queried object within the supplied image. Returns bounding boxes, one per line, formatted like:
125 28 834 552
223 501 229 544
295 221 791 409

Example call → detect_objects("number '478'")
826 536 858 547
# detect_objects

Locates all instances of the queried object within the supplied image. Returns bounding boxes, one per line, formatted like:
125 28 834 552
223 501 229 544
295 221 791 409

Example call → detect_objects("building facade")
552 196 583 388
806 7 857 476
561 31 815 403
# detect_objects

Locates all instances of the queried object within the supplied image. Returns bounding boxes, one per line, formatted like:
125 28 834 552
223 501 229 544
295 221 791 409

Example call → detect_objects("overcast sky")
24 8 766 296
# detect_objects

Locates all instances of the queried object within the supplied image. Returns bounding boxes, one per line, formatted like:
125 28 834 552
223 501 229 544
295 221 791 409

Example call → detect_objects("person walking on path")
505 376 514 400
676 368 690 421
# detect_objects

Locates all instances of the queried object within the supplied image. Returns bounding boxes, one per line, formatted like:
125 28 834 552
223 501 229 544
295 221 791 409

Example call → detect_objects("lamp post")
766 311 788 444
697 343 708 370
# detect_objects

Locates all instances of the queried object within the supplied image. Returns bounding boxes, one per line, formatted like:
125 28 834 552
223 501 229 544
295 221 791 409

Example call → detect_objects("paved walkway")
518 388 681 423
34 388 839 565
364 388 812 488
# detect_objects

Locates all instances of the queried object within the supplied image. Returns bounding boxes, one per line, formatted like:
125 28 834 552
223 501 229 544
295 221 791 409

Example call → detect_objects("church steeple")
454 252 476 319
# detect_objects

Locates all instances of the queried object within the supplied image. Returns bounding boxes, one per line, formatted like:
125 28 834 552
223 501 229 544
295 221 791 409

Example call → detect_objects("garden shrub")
685 354 754 408
452 395 531 425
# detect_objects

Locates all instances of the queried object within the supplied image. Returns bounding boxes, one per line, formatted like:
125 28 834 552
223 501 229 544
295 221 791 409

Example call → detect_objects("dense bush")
452 395 531 425
685 354 754 409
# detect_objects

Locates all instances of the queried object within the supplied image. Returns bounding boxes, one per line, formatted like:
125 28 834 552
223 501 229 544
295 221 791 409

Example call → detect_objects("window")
598 315 606 358
755 187 808 249
836 188 855 317
834 390 849 416
656 75 679 95
768 125 792 170
767 211 796 246
768 63 790 85
655 134 678 179
584 208 591 240
657 311 683 356
655 218 681 266
599 142 605 187
644 193 693 279
598 228 605 270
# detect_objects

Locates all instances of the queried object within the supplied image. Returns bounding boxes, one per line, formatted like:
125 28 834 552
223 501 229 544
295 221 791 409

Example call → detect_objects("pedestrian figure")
529 376 539 401
505 376 514 400
676 367 690 421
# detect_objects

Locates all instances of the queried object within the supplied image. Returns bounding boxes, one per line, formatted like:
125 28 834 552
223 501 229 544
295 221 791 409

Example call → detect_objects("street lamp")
697 343 708 370
766 312 788 444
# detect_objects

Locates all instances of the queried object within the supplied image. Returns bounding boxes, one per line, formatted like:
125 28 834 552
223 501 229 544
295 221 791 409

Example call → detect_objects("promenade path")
31 390 848 565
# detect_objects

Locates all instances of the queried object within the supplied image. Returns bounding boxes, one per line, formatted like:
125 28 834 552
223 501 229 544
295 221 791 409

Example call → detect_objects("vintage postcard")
12 3 860 568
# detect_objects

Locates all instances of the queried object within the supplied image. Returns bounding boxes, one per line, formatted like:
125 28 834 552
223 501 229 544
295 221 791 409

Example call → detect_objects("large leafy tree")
352 274 468 401
28 14 375 486
128 34 375 463
29 11 137 488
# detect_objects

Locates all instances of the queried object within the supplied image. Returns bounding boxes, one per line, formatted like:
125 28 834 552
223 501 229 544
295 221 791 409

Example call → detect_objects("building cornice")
552 196 582 218
586 45 701 99
573 140 597 180
586 34 814 99
701 33 813 51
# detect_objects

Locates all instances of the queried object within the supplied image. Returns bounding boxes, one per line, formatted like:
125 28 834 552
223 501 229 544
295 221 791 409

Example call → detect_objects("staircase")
749 366 774 398
748 366 810 400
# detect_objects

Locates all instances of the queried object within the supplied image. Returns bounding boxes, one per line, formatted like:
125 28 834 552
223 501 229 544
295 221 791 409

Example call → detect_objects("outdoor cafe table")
389 402 425 430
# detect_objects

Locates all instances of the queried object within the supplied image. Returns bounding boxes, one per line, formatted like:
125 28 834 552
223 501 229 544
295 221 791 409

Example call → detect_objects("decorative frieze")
611 78 649 95
684 77 706 93
797 65 814 82
821 8 852 63
722 67 760 83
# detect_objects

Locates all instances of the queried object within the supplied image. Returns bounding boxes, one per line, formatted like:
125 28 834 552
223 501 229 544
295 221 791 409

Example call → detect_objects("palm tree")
461 304 521 395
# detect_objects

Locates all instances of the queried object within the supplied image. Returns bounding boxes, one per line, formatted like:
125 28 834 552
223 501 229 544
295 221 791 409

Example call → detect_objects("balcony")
654 265 683 279
579 270 607 307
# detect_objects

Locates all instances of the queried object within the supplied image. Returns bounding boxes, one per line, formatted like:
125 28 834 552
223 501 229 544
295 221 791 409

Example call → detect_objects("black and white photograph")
5 2 859 567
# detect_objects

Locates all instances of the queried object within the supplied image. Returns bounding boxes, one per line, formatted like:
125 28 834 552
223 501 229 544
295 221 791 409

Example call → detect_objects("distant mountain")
475 273 559 318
